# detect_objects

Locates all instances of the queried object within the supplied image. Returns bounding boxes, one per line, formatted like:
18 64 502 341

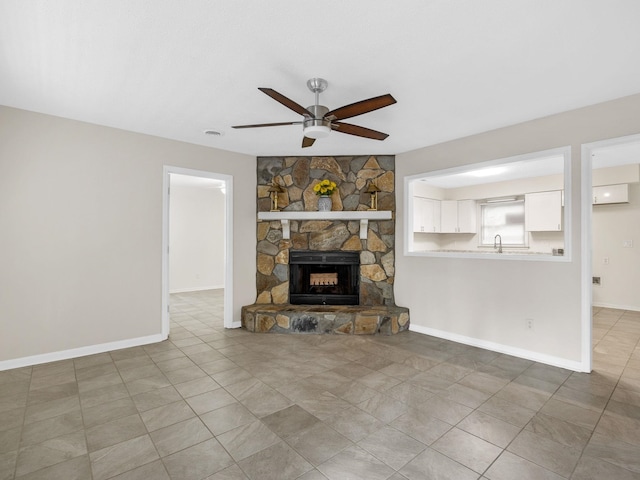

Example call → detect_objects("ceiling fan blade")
325 94 396 121
231 121 301 129
332 122 389 140
302 136 316 148
258 88 313 117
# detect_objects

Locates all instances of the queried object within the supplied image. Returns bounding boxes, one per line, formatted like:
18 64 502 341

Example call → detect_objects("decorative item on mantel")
313 179 337 211
366 181 381 211
268 179 284 212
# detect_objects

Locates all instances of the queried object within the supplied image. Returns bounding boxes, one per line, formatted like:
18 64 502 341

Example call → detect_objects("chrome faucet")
494 234 503 253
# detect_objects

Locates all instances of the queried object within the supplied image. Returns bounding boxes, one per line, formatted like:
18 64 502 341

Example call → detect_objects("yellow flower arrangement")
313 179 338 196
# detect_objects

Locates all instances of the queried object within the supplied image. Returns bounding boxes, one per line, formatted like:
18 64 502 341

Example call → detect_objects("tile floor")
1 291 639 479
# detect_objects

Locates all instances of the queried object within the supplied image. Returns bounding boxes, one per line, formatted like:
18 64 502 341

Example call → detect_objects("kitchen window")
480 198 526 247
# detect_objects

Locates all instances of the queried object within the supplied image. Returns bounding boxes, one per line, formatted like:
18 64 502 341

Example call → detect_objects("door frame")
581 132 640 372
162 165 234 338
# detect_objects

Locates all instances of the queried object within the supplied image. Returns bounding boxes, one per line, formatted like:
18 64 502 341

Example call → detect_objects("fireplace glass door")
289 251 359 305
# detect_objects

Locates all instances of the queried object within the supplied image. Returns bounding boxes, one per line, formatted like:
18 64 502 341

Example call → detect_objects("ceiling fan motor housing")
303 104 331 138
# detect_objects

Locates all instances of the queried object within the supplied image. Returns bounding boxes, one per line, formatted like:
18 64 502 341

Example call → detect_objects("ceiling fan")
232 78 396 148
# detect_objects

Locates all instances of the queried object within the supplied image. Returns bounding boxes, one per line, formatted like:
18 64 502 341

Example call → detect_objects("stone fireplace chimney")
242 155 409 334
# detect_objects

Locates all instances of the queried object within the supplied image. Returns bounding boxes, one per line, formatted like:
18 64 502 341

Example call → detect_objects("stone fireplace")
241 155 409 334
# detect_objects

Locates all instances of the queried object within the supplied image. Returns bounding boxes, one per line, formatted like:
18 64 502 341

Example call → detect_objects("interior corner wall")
169 182 225 293
0 106 256 366
396 93 640 368
592 182 640 311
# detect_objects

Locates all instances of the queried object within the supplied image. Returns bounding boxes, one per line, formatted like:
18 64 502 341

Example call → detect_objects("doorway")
162 166 234 338
582 133 640 372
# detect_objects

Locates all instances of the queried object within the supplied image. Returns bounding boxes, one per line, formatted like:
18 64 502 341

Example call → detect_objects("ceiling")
418 138 640 188
2 1 640 157
420 154 566 189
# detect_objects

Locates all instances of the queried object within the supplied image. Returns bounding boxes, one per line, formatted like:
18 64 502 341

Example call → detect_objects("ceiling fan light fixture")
232 79 395 145
303 124 331 139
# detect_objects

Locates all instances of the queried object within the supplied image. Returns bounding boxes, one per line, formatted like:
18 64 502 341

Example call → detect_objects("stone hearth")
242 304 409 334
241 155 410 335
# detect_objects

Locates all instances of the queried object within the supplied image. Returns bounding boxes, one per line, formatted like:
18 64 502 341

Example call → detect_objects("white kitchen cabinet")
593 184 629 205
413 197 441 233
525 190 562 231
440 200 477 233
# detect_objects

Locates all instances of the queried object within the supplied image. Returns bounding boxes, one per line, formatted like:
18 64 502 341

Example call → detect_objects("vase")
317 195 332 212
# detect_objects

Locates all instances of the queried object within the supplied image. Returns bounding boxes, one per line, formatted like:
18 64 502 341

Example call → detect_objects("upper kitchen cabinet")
593 184 629 205
440 200 477 233
525 190 562 231
413 197 441 233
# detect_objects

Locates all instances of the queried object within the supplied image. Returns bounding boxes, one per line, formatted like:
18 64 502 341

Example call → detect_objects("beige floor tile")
5 293 640 480
149 417 213 457
15 431 87 477
89 434 158 480
108 459 170 480
13 454 91 480
86 414 147 452
358 426 426 470
139 400 196 432
457 410 520 448
399 447 478 480
285 423 352 466
200 403 257 436
162 438 234 480
216 420 281 462
82 397 137 428
20 411 84 447
237 441 313 480
484 451 565 480
432 427 502 474
507 429 581 477
318 445 395 480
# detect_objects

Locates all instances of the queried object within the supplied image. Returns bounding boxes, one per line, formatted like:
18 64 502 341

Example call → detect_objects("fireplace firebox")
289 251 359 305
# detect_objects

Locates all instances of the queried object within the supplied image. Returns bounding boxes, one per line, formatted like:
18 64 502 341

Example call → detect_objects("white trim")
580 133 640 372
409 324 586 372
0 334 164 372
169 285 225 294
593 302 640 312
163 166 234 332
581 144 594 373
404 175 414 254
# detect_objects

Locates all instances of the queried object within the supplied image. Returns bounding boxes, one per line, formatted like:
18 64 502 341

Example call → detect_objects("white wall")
169 181 225 293
0 106 256 367
396 93 640 370
592 182 640 310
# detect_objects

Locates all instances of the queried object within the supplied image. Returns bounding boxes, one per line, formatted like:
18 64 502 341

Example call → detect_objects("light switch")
623 240 634 248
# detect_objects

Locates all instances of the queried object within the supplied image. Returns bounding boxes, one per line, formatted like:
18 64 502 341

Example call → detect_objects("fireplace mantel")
258 211 392 240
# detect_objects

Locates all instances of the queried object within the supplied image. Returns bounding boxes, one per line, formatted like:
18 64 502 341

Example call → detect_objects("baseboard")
409 324 587 372
0 333 167 372
592 302 640 312
170 285 224 294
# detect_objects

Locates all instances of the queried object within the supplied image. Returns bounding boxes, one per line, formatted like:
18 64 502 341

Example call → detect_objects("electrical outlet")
623 240 633 248
603 257 609 265
593 276 601 285
525 318 534 330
